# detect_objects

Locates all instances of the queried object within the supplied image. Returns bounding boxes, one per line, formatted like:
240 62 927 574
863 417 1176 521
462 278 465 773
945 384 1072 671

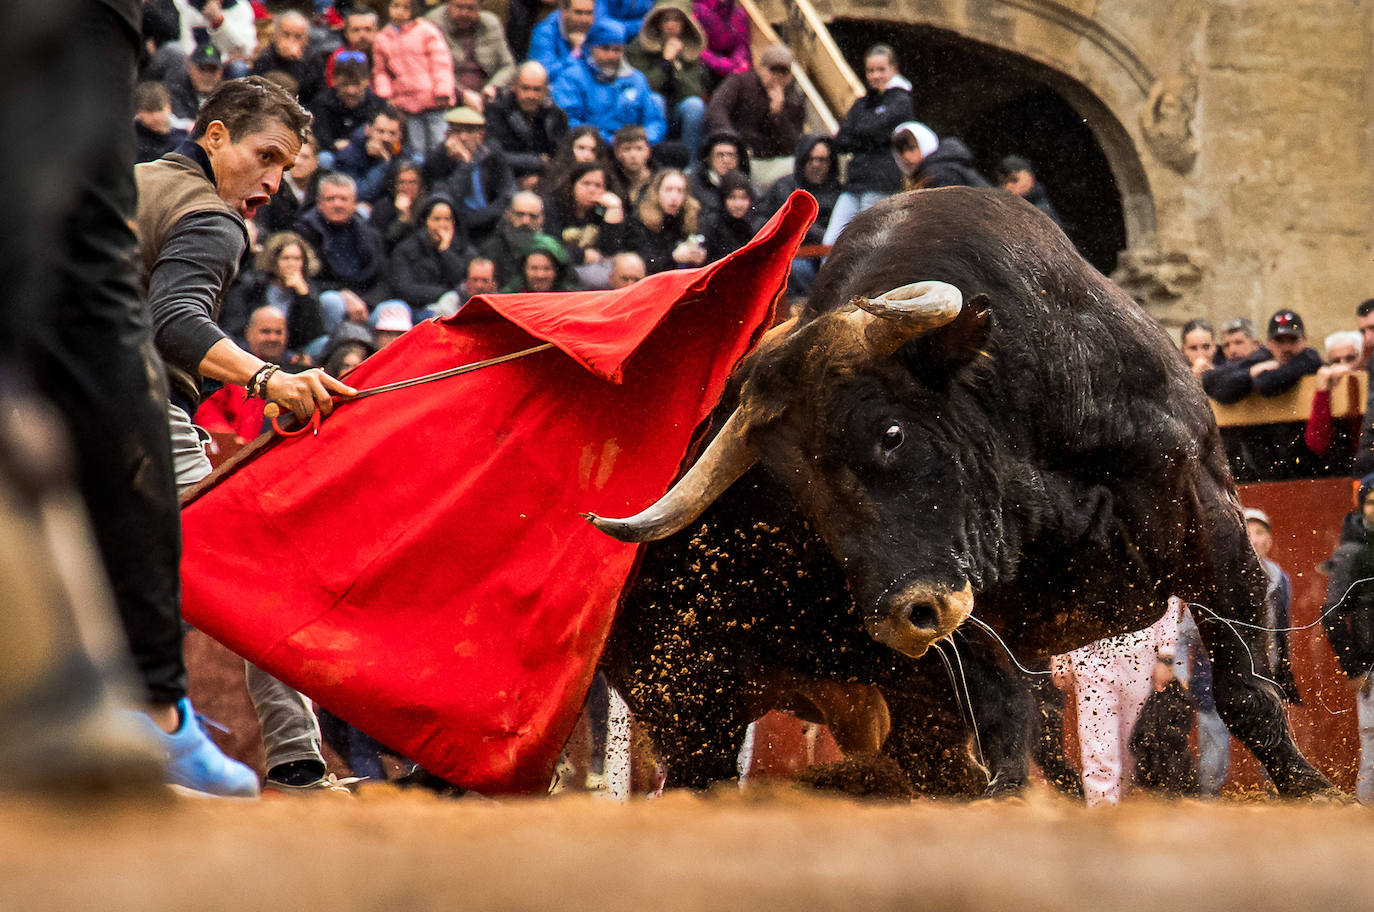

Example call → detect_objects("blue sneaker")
140 698 260 798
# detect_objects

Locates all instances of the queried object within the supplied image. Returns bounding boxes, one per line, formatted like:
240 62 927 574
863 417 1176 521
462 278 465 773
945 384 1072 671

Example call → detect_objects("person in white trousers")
1053 600 1181 806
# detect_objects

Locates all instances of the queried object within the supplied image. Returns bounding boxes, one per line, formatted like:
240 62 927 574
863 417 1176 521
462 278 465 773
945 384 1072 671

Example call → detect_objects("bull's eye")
881 423 905 453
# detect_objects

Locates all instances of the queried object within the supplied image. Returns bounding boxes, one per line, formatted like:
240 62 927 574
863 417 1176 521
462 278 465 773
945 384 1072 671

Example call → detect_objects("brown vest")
134 152 247 405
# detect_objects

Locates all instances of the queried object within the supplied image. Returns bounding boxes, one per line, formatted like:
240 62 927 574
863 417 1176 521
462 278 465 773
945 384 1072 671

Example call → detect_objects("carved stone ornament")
1139 75 1199 174
1113 246 1204 311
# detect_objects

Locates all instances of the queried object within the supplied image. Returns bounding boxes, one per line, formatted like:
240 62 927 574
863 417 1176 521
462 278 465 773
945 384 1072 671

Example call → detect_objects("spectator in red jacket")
1305 330 1363 473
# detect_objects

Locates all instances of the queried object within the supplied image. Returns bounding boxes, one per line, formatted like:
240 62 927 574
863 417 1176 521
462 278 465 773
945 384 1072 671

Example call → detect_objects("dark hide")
603 465 1043 797
715 187 1333 798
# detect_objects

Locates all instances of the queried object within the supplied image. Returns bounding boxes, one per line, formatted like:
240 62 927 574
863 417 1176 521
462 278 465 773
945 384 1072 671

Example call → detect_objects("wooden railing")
1210 372 1366 427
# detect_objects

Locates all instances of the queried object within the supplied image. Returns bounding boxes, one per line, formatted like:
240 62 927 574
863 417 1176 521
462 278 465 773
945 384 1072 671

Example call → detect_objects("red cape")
181 192 816 793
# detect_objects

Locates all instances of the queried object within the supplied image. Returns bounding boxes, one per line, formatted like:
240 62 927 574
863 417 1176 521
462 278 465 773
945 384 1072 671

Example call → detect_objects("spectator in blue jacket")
551 20 667 145
529 0 598 84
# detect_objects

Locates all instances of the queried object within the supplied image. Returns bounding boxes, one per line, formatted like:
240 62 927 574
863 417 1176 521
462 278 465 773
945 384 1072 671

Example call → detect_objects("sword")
264 341 558 435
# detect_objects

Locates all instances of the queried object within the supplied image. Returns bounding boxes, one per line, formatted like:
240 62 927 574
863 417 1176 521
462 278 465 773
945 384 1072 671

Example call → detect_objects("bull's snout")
864 582 974 658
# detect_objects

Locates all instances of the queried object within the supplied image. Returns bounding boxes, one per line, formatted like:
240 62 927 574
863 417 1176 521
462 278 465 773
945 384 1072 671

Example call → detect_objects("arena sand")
0 784 1368 911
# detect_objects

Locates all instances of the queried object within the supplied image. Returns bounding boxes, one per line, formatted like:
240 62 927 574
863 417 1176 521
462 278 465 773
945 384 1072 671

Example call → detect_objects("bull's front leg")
1201 616 1335 797
1190 514 1337 798
930 638 1034 797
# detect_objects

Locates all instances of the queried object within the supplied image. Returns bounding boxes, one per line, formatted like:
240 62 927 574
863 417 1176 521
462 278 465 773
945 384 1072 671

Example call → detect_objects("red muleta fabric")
181 192 818 793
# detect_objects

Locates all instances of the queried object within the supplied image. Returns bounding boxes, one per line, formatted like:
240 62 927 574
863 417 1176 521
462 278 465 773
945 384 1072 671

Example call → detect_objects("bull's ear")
902 293 992 384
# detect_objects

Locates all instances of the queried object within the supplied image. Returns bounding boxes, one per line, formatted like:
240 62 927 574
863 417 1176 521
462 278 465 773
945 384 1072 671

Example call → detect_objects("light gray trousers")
170 402 323 772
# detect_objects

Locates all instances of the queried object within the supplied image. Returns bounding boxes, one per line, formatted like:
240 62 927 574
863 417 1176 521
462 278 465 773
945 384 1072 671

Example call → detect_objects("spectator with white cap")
371 300 415 348
891 121 990 190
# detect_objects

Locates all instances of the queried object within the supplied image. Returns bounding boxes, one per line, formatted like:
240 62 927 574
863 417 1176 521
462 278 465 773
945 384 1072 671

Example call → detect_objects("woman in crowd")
540 125 611 193
822 44 912 245
1180 318 1220 377
370 160 428 252
221 231 328 353
629 167 705 274
701 169 754 263
500 233 581 292
543 161 627 288
388 194 474 315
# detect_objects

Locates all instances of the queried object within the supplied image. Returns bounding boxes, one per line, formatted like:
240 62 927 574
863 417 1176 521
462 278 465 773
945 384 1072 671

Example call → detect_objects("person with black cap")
168 41 227 128
1319 474 1374 804
1251 308 1322 397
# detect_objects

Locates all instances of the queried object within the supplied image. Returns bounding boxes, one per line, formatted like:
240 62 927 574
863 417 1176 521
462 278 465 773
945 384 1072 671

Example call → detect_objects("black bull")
590 187 1334 798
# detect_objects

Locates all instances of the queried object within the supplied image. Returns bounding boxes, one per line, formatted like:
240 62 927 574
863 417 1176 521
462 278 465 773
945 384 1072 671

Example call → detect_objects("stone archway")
827 20 1147 276
826 18 1158 278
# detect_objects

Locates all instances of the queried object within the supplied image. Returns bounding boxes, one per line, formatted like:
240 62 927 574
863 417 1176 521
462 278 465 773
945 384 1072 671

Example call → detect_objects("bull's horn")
848 281 964 356
584 408 756 542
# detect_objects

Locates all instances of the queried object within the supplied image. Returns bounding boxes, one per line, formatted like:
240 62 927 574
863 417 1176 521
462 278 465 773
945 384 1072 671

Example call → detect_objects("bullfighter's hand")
265 367 357 422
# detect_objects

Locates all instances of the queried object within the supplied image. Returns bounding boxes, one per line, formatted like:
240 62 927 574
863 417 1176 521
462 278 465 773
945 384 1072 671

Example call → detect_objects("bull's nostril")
905 601 938 631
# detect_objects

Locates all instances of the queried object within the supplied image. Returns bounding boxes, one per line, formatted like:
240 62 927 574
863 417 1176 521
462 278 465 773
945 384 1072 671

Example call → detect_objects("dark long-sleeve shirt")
1252 346 1322 397
1200 345 1273 404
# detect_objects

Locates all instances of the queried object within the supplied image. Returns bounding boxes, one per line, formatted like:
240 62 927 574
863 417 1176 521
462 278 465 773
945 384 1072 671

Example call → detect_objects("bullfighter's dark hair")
191 76 311 144
1357 298 1374 318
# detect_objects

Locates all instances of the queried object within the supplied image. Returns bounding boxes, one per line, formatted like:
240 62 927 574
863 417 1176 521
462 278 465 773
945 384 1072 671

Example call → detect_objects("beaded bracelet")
248 364 280 400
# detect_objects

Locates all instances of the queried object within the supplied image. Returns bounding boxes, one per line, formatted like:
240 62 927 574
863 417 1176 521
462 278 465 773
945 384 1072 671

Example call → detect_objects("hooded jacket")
759 133 839 245
701 170 754 262
686 129 750 220
388 195 475 312
500 232 581 292
625 0 707 108
1326 507 1374 679
892 125 990 190
833 83 913 193
550 51 667 144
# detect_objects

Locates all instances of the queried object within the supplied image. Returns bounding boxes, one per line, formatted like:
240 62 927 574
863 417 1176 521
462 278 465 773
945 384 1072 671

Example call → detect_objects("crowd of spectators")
1188 302 1374 481
135 0 1053 380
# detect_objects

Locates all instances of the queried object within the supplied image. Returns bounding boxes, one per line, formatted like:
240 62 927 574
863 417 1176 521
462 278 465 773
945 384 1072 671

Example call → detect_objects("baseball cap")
1242 507 1271 529
371 301 413 333
1266 309 1304 340
189 42 223 69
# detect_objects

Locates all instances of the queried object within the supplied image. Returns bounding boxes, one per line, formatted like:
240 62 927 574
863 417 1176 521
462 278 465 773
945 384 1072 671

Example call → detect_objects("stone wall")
799 0 1374 347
